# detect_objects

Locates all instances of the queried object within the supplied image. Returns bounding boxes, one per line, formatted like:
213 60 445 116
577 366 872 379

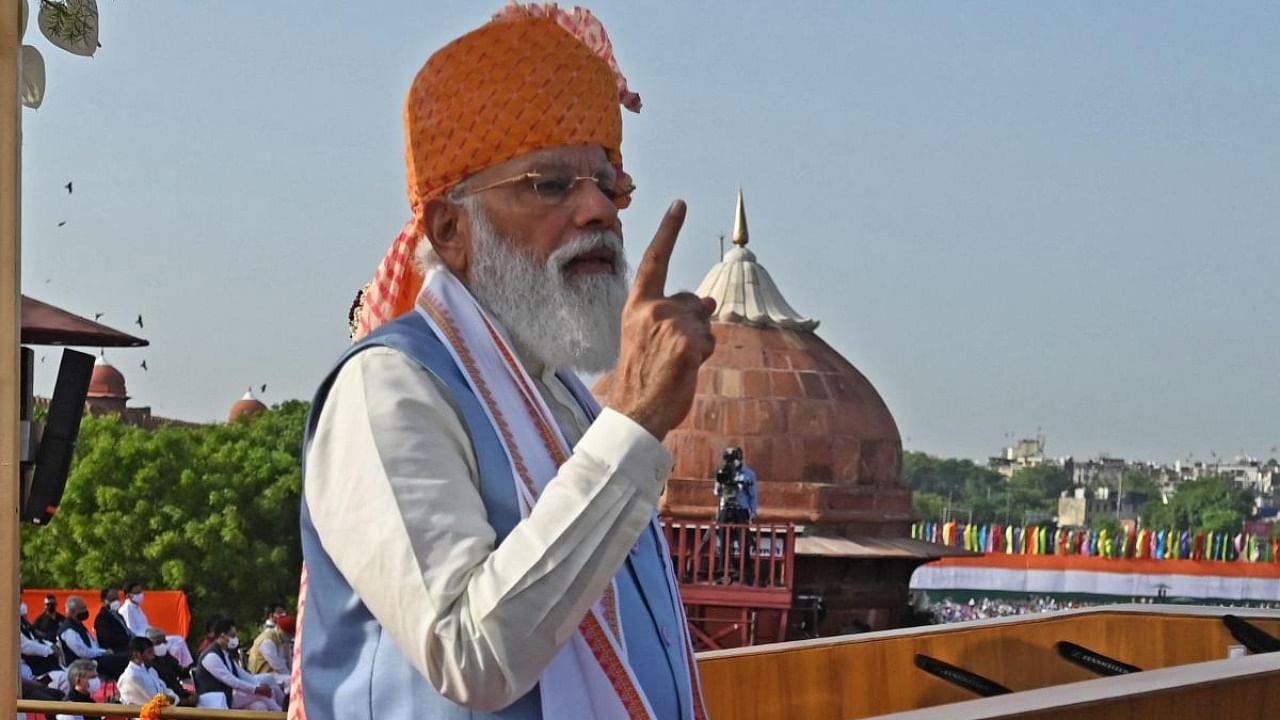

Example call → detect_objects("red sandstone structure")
228 390 268 422
596 191 970 647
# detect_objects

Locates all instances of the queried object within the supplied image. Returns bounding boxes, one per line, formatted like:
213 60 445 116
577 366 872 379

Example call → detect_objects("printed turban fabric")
352 3 641 341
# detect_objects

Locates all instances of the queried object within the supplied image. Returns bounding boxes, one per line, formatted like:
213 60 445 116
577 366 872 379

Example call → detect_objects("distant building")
1069 455 1128 489
228 390 268 422
38 356 268 429
988 436 1048 478
76 356 200 429
1057 487 1142 528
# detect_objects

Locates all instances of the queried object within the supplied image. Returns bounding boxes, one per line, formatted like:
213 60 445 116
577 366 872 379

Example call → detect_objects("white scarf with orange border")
414 266 706 719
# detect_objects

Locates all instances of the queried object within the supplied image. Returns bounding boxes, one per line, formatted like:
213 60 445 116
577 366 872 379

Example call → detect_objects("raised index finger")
631 199 687 300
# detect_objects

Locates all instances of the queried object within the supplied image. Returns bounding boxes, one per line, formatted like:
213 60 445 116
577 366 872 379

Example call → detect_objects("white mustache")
548 231 626 276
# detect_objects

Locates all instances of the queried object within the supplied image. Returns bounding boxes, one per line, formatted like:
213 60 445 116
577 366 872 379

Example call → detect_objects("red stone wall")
595 322 908 532
794 556 925 634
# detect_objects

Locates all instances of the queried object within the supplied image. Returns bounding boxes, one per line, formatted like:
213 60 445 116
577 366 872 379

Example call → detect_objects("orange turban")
352 3 640 340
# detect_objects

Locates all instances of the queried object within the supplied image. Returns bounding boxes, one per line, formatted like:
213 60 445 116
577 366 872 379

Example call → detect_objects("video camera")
715 447 745 511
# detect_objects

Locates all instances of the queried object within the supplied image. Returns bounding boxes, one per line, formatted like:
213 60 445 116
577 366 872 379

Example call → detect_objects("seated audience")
194 618 281 711
33 594 65 642
20 598 63 678
117 636 180 706
144 627 194 705
195 616 222 656
248 614 293 679
54 659 101 720
262 601 288 631
57 596 128 680
92 587 130 654
119 582 150 637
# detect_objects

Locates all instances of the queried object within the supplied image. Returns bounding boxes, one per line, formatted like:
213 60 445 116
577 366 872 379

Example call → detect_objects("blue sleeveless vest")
296 313 693 720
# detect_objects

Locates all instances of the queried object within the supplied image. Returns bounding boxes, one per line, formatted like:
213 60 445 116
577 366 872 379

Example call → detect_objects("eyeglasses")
463 171 634 209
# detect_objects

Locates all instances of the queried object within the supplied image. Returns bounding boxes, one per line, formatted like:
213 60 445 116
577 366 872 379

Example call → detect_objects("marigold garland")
139 693 172 720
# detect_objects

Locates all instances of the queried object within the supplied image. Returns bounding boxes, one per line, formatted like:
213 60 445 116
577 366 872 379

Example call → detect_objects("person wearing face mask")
144 627 195 705
248 613 293 678
120 582 150 638
194 618 281 710
19 592 67 720
117 637 181 706
54 659 103 720
262 602 287 631
20 597 64 678
93 587 131 653
57 596 129 680
33 594 65 643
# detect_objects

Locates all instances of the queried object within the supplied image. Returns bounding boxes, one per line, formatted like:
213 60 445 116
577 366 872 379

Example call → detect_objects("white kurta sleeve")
115 664 150 705
258 637 288 674
20 634 54 657
122 603 149 637
59 628 102 658
305 347 672 712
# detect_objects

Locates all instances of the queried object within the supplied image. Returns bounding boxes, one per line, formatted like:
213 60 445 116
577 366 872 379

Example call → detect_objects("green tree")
20 401 309 638
1090 515 1123 536
913 492 946 522
1120 470 1161 503
902 452 1006 522
1009 465 1072 501
1140 475 1254 533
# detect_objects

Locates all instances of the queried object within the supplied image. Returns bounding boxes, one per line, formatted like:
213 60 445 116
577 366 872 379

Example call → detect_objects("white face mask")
130 593 144 604
154 643 169 657
227 636 239 650
109 600 121 612
19 602 27 616
87 677 102 694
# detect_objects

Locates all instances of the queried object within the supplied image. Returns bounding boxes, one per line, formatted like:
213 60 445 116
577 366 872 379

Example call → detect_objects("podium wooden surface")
695 604 1280 719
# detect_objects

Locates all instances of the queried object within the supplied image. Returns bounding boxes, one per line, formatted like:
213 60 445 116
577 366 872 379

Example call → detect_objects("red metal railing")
662 521 796 650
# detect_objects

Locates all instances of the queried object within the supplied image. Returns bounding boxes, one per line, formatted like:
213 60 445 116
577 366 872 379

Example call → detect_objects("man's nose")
571 179 620 230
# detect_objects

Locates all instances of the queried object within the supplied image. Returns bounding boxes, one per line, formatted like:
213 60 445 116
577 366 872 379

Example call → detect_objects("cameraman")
713 447 758 523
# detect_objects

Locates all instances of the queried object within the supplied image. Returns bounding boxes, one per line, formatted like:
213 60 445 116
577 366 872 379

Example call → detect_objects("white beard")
463 209 630 374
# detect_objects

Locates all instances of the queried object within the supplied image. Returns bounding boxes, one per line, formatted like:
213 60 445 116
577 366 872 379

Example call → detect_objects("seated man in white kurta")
116 637 179 706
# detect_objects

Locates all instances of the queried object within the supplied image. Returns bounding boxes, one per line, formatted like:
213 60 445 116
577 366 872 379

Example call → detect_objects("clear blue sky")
21 1 1280 463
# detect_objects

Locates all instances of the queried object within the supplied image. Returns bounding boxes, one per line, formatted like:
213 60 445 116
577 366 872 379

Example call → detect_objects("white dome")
694 190 818 331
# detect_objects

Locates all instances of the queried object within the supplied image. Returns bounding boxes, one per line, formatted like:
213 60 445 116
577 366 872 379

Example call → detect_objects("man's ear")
422 196 470 279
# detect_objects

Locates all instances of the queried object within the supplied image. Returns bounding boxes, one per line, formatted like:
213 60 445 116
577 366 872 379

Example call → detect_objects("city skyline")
20 1 1280 462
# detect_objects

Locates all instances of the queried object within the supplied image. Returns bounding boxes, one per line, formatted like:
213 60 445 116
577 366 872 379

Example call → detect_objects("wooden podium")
696 604 1280 719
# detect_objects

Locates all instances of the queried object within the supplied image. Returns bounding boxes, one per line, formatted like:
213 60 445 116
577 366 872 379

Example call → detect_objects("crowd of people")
921 594 1100 624
18 585 295 718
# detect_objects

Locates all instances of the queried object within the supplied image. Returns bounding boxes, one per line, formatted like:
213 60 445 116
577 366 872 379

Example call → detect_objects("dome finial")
694 190 819 331
732 187 749 247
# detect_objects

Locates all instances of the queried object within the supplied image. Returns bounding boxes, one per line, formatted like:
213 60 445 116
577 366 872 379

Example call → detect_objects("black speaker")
22 349 95 525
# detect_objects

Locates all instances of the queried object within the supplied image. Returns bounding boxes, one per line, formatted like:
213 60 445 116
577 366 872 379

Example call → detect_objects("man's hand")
255 684 273 697
608 200 716 440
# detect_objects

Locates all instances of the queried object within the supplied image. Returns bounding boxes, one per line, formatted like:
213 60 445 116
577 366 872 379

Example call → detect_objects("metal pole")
0 0 20 712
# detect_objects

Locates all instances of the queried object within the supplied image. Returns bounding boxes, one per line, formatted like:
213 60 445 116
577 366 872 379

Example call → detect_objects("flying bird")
93 312 104 322
57 221 66 227
135 314 143 328
140 360 148 371
64 181 72 194
260 384 267 394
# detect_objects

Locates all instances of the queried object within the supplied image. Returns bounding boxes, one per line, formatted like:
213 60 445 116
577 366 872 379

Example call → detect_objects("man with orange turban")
292 5 712 719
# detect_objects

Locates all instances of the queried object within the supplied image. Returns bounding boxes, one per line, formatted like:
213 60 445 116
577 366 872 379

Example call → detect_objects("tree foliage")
20 401 309 637
1008 465 1072 503
1120 470 1161 503
904 452 1074 524
1142 475 1254 534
